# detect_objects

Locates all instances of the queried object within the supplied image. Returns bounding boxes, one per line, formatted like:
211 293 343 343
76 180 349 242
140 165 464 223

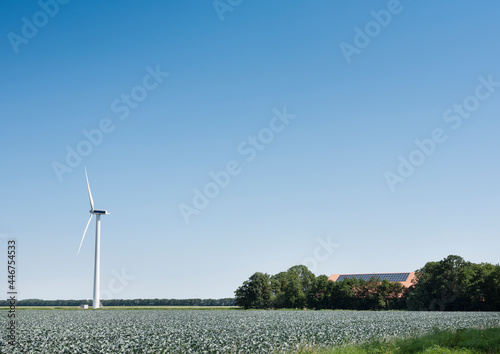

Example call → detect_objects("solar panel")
336 273 409 282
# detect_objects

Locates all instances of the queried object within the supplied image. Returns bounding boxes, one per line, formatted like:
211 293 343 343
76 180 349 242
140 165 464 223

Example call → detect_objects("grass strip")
297 327 500 354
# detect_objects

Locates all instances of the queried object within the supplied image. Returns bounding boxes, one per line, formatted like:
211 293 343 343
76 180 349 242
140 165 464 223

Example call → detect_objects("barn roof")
328 272 416 287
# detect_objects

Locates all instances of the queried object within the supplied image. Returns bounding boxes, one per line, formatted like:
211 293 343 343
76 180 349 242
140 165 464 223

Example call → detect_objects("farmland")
1 310 499 353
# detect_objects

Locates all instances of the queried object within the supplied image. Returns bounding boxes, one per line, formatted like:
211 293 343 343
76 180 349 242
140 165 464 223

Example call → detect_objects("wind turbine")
78 167 109 309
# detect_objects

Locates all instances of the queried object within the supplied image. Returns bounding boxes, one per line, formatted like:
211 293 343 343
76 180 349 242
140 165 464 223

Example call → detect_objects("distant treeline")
235 255 500 311
0 298 235 307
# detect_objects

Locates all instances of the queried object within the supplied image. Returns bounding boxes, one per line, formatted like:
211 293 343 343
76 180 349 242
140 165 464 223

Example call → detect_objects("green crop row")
1 310 499 353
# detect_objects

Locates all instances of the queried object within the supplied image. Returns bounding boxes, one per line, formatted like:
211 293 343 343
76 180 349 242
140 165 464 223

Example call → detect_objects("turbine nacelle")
91 210 109 215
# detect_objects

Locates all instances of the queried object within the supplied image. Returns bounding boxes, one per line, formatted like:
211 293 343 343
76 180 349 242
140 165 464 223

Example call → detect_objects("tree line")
235 255 500 311
1 298 235 307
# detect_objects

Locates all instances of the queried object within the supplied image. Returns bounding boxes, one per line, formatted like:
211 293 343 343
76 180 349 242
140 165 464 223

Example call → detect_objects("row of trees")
408 255 500 311
3 298 235 307
235 265 407 310
101 298 235 307
235 255 500 311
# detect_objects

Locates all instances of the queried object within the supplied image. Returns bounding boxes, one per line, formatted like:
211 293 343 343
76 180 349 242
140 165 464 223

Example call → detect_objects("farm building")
328 272 416 288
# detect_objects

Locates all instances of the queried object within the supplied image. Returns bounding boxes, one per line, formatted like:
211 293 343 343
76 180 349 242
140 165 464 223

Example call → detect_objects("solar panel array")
336 273 410 282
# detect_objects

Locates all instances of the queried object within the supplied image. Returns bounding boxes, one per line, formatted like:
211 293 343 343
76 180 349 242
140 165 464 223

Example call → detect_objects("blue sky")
1 0 499 300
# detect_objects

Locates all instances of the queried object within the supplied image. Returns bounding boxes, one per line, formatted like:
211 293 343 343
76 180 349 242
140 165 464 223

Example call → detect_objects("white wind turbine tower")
78 167 109 309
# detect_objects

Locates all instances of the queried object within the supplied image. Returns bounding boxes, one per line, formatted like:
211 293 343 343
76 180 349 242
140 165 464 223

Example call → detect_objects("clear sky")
1 1 499 300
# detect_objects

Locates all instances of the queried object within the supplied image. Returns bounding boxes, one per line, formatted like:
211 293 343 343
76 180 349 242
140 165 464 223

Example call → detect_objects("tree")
378 279 404 310
235 272 272 309
270 266 316 309
287 265 316 294
407 255 474 311
356 277 381 310
479 263 500 310
270 271 288 308
283 272 306 308
330 278 361 310
307 275 330 309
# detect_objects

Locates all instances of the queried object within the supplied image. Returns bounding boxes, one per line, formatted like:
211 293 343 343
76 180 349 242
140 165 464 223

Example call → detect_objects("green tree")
287 265 316 294
270 271 288 308
378 279 404 310
283 271 306 308
480 264 500 310
329 278 361 309
307 275 330 309
356 277 381 310
271 266 315 308
407 255 473 311
235 272 272 309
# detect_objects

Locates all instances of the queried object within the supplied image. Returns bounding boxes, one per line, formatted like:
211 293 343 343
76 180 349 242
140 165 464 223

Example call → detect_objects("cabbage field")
1 310 499 353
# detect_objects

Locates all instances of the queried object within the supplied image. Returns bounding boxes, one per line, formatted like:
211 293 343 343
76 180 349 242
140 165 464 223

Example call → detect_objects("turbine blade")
85 167 94 211
78 214 93 255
